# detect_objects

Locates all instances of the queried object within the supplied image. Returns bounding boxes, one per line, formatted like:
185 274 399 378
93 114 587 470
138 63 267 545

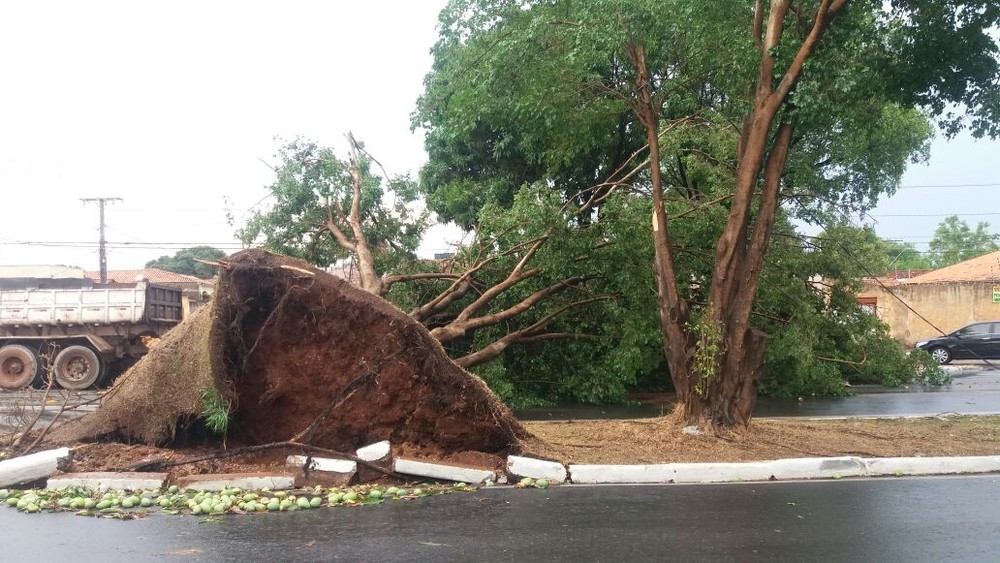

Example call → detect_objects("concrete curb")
567 455 1000 484
47 472 168 491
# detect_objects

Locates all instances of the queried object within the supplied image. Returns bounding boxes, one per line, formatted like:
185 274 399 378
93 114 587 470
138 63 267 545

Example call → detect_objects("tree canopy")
145 246 225 279
927 215 999 267
415 0 998 427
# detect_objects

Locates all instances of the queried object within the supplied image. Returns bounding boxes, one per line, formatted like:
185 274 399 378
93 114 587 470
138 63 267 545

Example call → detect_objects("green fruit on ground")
70 498 86 509
535 479 549 489
83 499 96 509
296 497 311 509
279 499 292 511
16 499 29 510
0 489 9 499
25 504 39 513
168 485 179 494
309 497 322 508
519 478 534 487
140 497 152 507
95 500 111 510
121 498 135 508
255 503 267 512
385 487 399 496
343 492 359 502
192 504 202 515
6 498 18 506
57 497 72 508
412 489 423 496
368 490 383 499
212 503 226 513
267 500 280 511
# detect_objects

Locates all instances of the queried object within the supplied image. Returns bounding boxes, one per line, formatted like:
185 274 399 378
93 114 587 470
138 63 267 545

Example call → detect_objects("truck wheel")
0 345 41 390
53 346 102 390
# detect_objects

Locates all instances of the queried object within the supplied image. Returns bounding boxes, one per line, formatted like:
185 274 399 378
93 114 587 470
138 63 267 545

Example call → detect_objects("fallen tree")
49 249 528 459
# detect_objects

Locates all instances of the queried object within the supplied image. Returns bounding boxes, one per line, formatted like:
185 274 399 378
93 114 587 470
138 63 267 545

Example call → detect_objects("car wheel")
928 346 952 365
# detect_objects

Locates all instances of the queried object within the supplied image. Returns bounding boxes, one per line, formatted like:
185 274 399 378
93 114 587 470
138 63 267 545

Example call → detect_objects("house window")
857 297 877 314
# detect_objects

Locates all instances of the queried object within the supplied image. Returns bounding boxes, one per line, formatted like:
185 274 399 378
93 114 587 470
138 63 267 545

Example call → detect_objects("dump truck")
0 282 183 390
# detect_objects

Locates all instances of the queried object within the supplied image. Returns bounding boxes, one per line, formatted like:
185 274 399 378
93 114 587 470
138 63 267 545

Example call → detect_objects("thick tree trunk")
626 2 843 431
624 42 696 408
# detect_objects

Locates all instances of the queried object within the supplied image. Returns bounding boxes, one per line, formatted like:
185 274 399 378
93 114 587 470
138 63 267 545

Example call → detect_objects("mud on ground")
57 414 1000 482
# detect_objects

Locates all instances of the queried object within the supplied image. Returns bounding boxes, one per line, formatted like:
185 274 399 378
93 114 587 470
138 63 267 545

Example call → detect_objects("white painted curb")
357 441 391 462
507 456 568 483
393 458 496 485
175 474 295 491
864 455 1000 477
569 455 1000 484
48 472 168 492
0 448 72 487
286 455 357 474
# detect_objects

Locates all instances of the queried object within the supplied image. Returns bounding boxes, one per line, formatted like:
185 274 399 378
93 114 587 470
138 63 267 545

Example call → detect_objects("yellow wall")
858 282 1000 346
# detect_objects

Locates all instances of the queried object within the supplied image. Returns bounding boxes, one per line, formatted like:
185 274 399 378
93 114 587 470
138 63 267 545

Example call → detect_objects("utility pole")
80 197 122 283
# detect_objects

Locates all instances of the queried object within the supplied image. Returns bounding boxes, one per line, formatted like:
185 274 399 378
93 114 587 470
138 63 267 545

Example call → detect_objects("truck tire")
53 346 103 390
0 345 41 390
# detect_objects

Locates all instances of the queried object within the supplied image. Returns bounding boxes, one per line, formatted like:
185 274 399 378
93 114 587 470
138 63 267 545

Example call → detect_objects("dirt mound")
50 250 527 459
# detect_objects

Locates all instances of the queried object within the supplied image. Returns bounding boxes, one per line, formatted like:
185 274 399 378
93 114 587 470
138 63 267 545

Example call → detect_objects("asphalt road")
0 389 99 433
2 476 998 562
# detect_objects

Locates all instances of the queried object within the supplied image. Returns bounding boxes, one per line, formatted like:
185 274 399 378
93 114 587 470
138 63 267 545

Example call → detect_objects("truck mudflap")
83 335 114 354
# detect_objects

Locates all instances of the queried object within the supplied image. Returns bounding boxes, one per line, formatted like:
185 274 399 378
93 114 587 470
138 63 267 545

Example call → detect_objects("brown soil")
521 414 1000 464
48 249 526 461
58 414 1000 480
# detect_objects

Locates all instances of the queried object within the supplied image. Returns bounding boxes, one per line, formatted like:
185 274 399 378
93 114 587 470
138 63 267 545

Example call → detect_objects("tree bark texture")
629 1 844 429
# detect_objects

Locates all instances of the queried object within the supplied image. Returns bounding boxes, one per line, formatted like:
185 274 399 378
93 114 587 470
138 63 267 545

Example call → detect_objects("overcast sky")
1 1 997 271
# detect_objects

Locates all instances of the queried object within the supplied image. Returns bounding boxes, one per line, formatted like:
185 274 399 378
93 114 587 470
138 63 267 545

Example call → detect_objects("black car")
915 321 1000 365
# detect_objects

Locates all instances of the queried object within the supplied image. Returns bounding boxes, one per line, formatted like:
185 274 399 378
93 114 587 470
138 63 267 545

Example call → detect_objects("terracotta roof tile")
903 251 1000 284
85 268 214 284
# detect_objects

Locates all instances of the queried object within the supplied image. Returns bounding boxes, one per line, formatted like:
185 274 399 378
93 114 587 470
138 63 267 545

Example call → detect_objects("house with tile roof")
857 251 1000 346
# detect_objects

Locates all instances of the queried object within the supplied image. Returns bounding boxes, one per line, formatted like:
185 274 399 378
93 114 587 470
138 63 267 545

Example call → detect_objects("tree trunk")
627 1 842 431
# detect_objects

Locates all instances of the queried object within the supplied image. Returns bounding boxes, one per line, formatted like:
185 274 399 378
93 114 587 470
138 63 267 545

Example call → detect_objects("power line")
897 182 1000 189
871 212 1000 217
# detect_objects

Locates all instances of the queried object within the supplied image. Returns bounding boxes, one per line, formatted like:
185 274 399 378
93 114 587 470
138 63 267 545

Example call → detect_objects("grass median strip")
522 415 1000 465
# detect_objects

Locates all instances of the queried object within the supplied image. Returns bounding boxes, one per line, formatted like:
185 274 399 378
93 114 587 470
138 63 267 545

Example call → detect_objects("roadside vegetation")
232 1 1000 418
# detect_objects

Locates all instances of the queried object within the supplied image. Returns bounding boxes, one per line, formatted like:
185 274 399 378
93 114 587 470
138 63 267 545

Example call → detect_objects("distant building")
857 251 1000 346
0 265 90 290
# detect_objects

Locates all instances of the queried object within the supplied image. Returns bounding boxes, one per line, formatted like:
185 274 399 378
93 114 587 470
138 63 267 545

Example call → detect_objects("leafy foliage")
413 0 998 408
927 215 999 268
200 387 230 435
237 137 427 273
879 239 932 272
145 246 225 279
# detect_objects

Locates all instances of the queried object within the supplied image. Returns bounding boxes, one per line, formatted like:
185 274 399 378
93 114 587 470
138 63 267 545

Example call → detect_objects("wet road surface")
519 363 1000 420
2 475 999 562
